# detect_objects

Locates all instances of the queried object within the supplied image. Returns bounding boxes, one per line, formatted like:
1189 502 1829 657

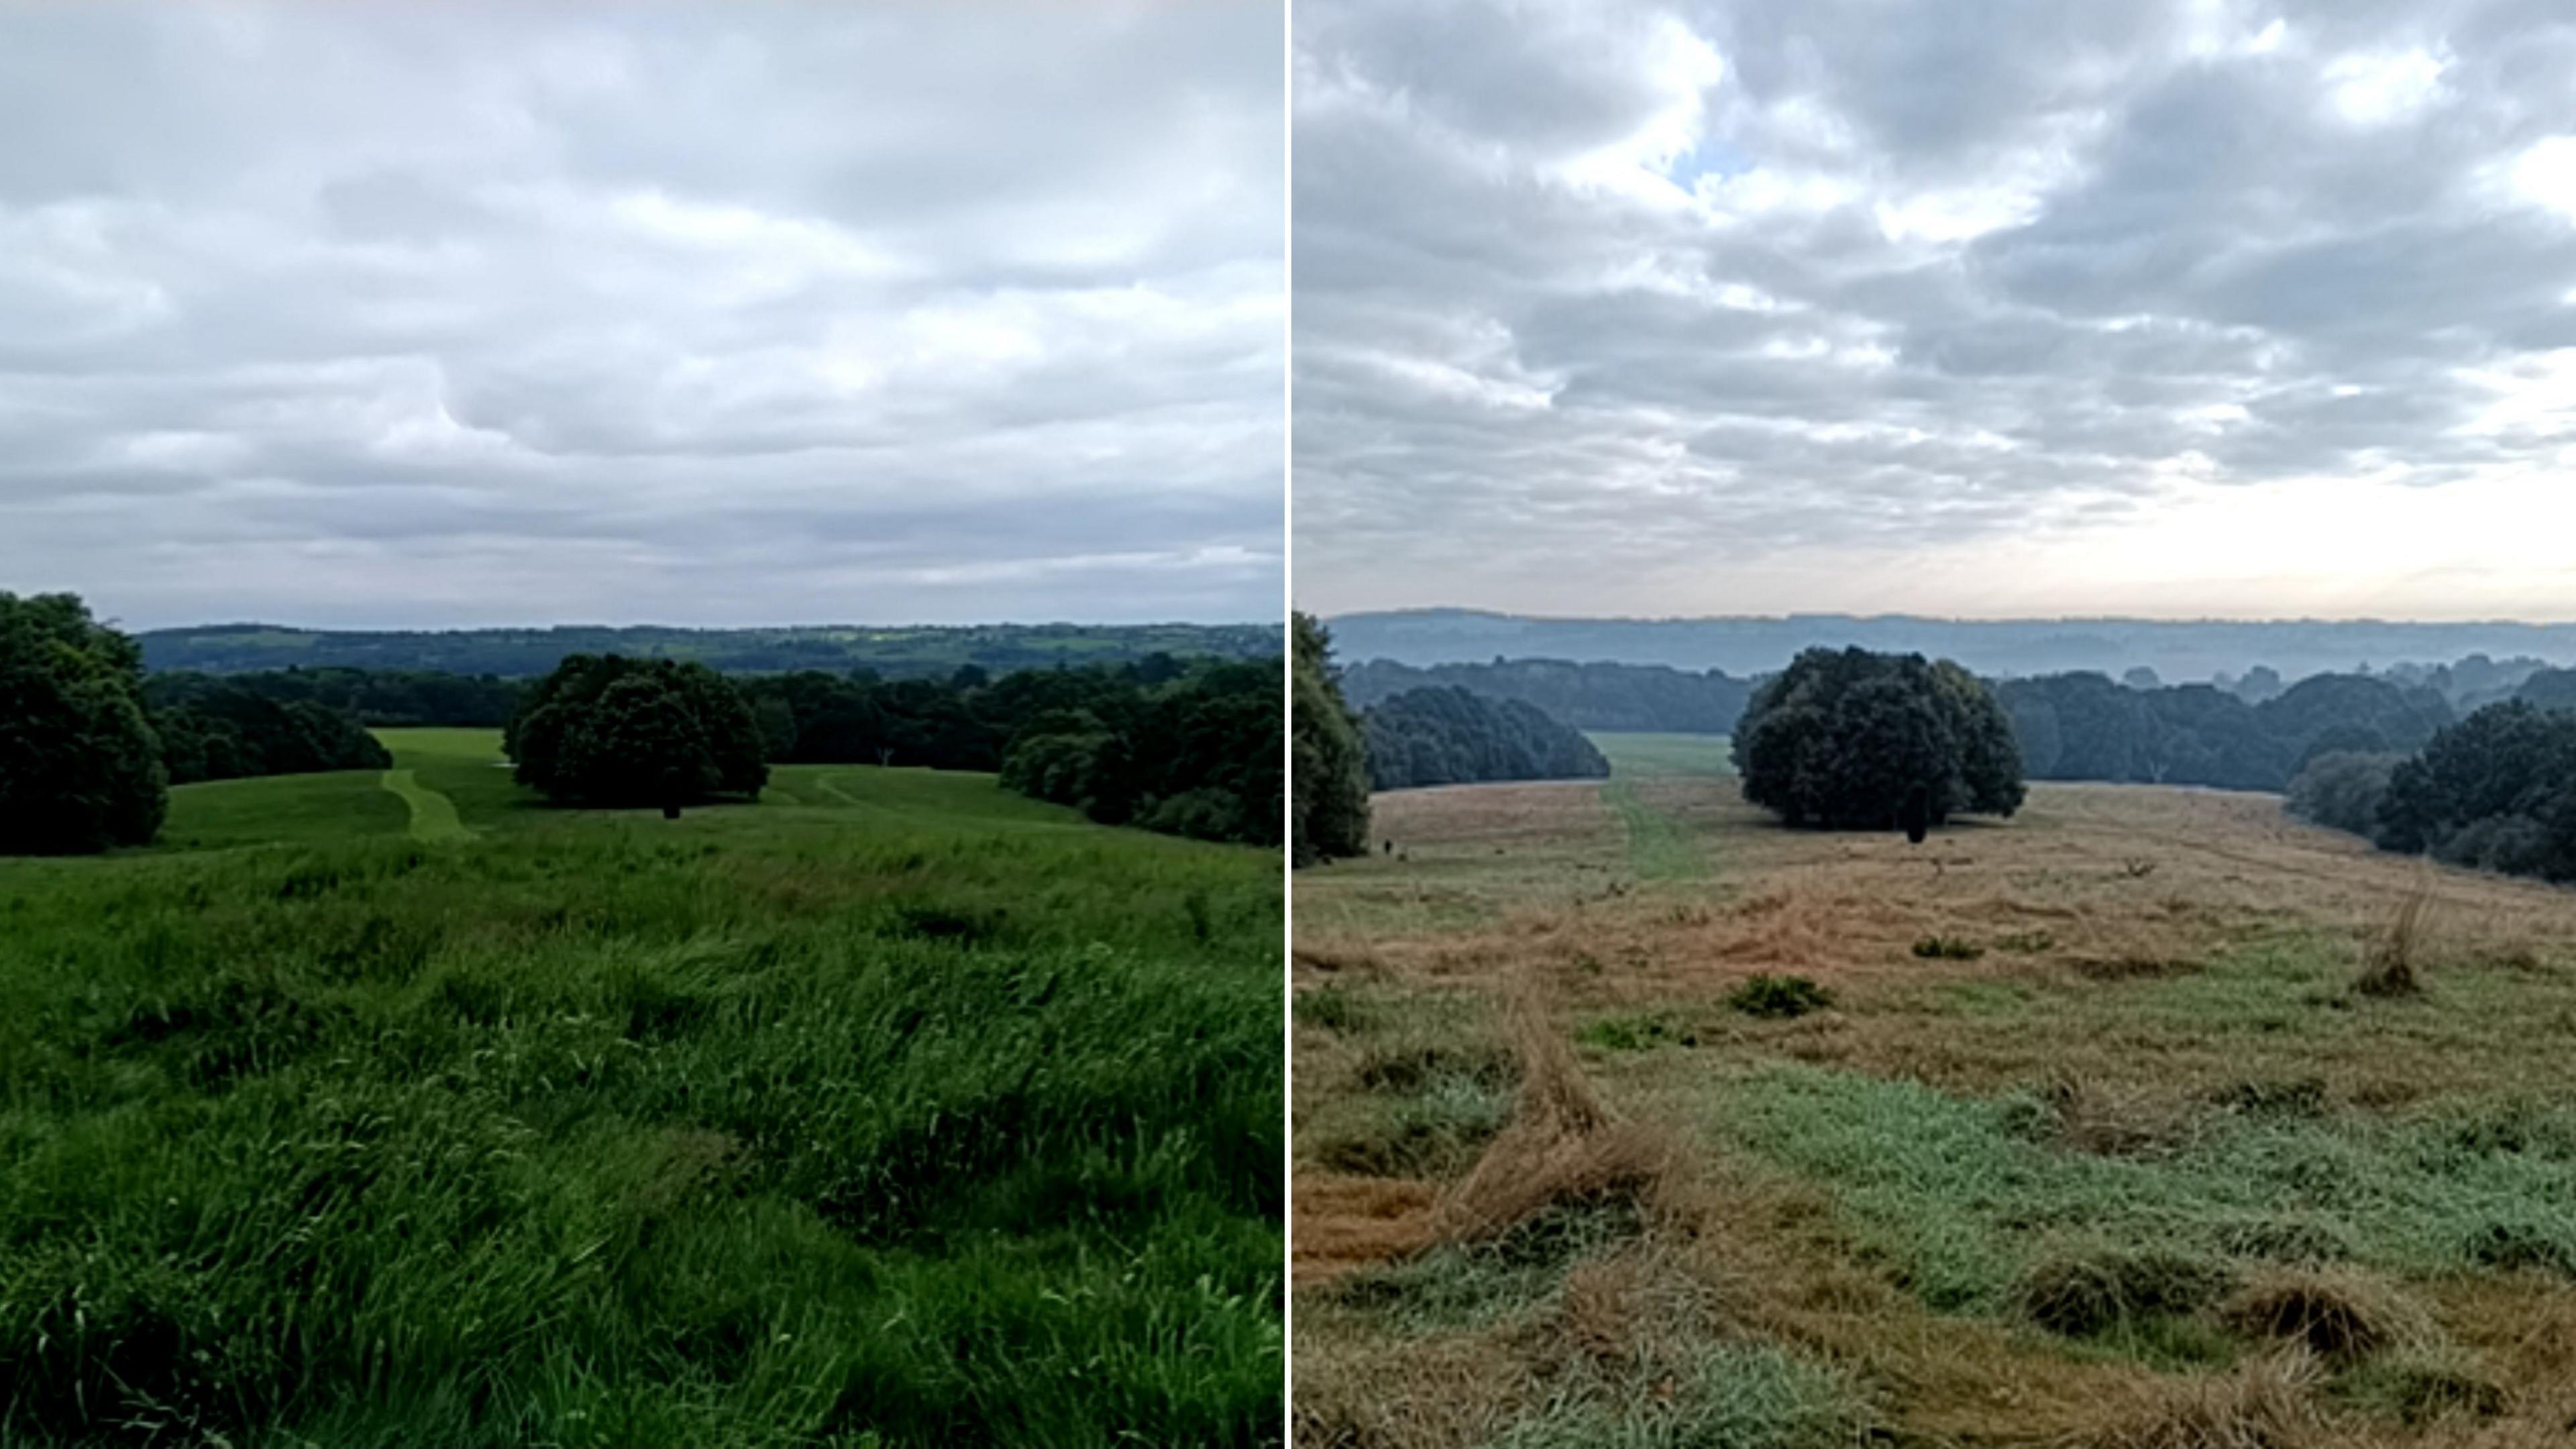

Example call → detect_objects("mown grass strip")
1603 778 1705 881
380 767 476 843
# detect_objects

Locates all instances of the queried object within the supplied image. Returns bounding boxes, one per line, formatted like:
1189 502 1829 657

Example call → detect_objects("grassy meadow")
1 730 1283 1446
1293 773 2576 1447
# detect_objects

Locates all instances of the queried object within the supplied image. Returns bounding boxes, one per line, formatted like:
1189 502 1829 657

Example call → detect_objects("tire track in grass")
380 768 475 843
1604 778 1706 881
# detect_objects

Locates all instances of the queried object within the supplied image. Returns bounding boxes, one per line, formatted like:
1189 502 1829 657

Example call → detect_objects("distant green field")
0 745 1281 1444
1587 731 1735 778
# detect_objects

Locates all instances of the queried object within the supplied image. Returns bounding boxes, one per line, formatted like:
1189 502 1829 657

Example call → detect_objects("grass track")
380 767 474 843
1601 777 1706 881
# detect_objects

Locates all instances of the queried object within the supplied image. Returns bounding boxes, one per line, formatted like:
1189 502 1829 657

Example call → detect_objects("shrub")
1912 935 1985 961
1726 974 1834 1018
2284 749 2400 841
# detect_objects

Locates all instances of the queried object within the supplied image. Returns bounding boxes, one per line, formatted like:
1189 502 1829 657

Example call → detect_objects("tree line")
1996 671 2457 793
2290 699 2576 883
148 666 525 728
505 653 1282 847
1360 685 1609 791
1339 657 1752 735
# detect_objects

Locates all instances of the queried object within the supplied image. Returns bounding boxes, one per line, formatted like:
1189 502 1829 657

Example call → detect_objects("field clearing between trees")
1 739 1283 1446
1293 774 2576 1447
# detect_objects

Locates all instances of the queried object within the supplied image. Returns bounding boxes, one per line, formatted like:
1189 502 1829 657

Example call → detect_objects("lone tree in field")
506 655 767 811
1291 612 1370 865
1733 647 2023 836
0 592 168 855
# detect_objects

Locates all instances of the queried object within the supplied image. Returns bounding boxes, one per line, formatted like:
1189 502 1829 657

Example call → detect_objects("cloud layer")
1293 0 2576 620
1 2 1283 628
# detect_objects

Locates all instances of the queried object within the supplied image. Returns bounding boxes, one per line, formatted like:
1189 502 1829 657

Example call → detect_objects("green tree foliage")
144 667 523 728
0 592 168 854
146 677 391 785
506 656 767 809
1292 613 1370 865
734 657 1281 847
2284 751 2402 839
2376 702 2576 879
1361 686 1608 790
1998 669 2449 793
1002 661 1281 845
1340 657 1752 735
1733 647 2023 833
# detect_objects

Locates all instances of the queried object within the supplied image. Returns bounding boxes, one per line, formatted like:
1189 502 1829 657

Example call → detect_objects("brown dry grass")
1293 775 2576 1447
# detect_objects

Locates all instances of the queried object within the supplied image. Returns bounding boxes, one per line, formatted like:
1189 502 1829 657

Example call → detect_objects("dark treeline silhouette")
1329 608 2576 686
1998 671 2454 792
1340 657 1752 735
1291 614 1370 865
1735 647 2023 834
1 592 166 854
1361 685 1609 791
147 675 391 786
2291 699 2576 883
148 667 524 728
142 621 1280 680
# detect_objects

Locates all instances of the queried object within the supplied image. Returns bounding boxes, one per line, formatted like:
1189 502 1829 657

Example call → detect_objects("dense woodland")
1340 657 1751 735
1360 685 1609 791
2292 700 2576 883
1997 670 2457 793
146 675 392 786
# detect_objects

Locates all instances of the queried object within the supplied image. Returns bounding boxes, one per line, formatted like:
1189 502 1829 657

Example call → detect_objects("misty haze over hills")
1326 610 2576 687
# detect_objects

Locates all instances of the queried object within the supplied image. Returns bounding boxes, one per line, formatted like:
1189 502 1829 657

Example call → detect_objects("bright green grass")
1694 1058 2576 1316
0 763 1282 1445
1603 779 1705 881
157 771 411 851
1587 732 1735 780
380 769 474 843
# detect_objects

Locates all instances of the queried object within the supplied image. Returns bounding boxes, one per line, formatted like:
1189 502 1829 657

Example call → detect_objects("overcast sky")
0 2 1283 630
1294 0 2576 622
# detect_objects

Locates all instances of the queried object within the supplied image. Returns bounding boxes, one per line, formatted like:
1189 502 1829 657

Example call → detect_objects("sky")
0 2 1284 630
1293 0 2576 622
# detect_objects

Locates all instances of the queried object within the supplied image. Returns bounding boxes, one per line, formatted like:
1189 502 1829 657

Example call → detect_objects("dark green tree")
0 592 168 854
1291 612 1369 864
1733 647 2021 833
506 655 766 808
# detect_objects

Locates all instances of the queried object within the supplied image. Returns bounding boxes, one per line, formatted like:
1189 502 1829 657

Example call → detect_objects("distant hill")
139 622 1282 679
1326 609 2576 686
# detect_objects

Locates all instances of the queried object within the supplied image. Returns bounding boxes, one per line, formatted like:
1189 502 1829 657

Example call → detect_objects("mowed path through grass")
2 736 1283 1445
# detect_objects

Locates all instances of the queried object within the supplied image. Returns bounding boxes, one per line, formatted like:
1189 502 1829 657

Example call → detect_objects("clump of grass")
2355 886 2428 998
1489 1342 1873 1449
2210 1077 2330 1120
2218 1267 2428 1362
2012 1245 2238 1340
2072 1351 2322 1449
2329 1350 2509 1426
1578 1010 1701 1051
1297 983 1364 1033
1727 973 1834 1019
1912 934 1985 961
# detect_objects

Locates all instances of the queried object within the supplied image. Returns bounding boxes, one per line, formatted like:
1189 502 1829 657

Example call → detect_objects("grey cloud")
0 1 1283 628
1295 0 2576 619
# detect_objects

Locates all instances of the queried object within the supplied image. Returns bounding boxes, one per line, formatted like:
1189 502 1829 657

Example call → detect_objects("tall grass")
0 772 1282 1446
